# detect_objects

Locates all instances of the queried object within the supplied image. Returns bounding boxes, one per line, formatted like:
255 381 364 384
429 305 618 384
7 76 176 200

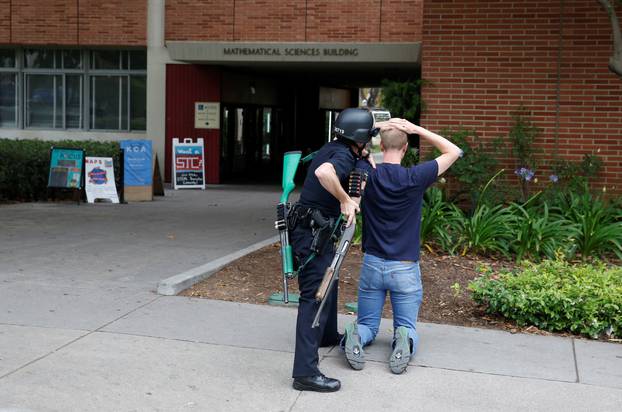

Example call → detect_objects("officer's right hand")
341 197 360 227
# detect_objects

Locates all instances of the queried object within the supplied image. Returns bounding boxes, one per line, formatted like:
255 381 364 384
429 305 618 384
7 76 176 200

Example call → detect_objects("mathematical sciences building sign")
167 42 420 64
223 46 359 57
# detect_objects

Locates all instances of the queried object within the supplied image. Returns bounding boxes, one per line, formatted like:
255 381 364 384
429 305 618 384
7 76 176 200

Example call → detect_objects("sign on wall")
120 140 153 186
48 147 84 189
85 157 119 203
194 102 220 129
172 138 205 189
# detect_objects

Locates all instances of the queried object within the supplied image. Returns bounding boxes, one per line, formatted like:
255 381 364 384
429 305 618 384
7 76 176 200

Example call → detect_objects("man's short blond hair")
381 128 408 151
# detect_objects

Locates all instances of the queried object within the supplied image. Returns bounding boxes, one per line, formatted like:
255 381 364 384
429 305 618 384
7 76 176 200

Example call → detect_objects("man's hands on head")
376 118 462 176
377 118 419 135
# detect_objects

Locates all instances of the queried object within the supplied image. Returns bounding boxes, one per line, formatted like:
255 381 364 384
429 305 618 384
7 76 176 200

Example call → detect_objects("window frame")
88 50 146 132
0 48 146 132
0 48 20 128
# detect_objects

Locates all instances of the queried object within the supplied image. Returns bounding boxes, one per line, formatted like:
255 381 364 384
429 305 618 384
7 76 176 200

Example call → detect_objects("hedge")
469 259 622 339
0 138 121 201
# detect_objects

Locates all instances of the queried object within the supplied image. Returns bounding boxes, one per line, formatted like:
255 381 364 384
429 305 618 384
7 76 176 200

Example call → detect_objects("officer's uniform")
290 139 357 378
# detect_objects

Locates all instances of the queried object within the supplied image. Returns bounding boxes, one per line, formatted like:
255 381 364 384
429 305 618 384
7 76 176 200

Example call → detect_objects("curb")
157 235 279 296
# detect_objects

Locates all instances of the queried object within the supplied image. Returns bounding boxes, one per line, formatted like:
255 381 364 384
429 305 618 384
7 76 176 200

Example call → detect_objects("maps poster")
172 138 205 189
48 147 84 189
85 157 119 203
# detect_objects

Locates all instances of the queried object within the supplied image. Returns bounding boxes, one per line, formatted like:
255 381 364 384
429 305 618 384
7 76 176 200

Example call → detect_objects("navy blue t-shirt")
356 160 439 262
298 140 357 218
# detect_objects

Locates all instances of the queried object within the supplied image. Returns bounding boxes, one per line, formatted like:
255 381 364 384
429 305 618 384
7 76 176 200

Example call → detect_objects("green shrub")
508 196 580 261
469 259 622 338
553 190 622 260
427 129 502 210
549 154 603 193
380 78 426 120
454 202 517 257
0 138 121 201
449 170 516 257
420 186 463 253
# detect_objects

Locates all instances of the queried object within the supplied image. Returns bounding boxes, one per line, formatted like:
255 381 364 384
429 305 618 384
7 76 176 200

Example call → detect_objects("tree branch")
597 0 622 77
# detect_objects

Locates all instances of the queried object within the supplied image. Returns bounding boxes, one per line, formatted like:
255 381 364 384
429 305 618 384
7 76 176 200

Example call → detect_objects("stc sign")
172 138 205 189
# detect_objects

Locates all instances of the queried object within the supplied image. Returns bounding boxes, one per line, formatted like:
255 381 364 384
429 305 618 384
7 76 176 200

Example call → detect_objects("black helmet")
334 108 379 145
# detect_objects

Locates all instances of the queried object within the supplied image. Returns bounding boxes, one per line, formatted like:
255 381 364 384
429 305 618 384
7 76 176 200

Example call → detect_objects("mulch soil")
181 243 619 343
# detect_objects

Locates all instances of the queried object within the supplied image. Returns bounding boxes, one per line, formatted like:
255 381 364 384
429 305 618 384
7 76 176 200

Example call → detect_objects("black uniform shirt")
298 140 356 218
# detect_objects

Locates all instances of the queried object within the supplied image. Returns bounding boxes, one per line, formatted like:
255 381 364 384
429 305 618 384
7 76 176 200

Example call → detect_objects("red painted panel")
165 64 221 184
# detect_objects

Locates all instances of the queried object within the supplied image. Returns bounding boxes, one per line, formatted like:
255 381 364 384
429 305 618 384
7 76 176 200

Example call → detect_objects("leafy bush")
454 202 517 257
380 78 426 120
549 153 603 193
554 190 622 260
0 138 121 201
428 129 502 210
420 186 463 252
469 259 622 339
508 196 580 261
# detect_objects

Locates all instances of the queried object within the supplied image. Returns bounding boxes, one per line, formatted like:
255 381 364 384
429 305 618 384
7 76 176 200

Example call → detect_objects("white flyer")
85 156 120 203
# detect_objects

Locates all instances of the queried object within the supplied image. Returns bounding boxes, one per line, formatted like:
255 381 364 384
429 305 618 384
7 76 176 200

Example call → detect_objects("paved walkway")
1 188 621 411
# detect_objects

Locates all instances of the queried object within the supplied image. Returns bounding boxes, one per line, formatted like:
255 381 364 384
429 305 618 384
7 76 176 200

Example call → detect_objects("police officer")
290 108 377 392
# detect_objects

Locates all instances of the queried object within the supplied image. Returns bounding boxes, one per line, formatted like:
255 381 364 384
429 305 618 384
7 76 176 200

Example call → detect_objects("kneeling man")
343 119 461 374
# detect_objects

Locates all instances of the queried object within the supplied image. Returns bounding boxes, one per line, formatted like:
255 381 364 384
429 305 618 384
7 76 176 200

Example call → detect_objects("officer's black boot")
292 375 341 392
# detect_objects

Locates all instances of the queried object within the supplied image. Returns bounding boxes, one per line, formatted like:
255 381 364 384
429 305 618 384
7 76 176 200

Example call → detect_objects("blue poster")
48 148 84 189
121 140 152 186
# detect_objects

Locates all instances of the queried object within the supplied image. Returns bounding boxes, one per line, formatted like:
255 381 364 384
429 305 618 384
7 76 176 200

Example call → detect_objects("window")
0 48 146 131
0 49 17 127
89 50 146 131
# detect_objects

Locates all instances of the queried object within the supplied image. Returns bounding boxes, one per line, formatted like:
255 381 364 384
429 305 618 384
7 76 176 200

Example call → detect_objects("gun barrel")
311 221 355 328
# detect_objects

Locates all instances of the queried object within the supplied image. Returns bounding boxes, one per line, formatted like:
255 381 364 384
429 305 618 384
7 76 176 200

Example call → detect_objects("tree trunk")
597 0 622 77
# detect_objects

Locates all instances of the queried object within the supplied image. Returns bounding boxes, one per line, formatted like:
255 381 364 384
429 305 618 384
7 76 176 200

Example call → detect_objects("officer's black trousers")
290 224 340 378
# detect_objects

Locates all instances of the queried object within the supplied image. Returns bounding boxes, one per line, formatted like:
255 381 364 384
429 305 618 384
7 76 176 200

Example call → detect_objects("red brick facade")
78 0 146 46
0 0 146 46
1 1 619 190
165 0 423 42
421 0 622 191
0 1 11 44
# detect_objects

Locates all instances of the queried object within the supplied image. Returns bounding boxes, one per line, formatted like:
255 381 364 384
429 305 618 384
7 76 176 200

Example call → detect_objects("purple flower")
549 174 559 183
515 167 535 182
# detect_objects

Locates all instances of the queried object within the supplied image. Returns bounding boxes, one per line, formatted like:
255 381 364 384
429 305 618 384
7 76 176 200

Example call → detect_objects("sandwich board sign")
120 140 153 186
85 157 119 203
48 147 84 189
172 138 205 189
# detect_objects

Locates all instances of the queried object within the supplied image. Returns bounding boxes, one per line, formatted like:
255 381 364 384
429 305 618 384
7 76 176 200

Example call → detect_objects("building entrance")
220 105 285 182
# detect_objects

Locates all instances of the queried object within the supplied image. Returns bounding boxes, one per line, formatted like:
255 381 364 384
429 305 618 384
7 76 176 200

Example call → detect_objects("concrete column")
147 0 174 181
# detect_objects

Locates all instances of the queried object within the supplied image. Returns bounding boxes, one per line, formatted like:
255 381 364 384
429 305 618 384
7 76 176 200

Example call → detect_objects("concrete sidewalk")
0 298 621 411
1 188 621 411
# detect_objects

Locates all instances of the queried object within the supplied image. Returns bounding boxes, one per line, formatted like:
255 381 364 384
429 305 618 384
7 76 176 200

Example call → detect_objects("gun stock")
276 151 302 304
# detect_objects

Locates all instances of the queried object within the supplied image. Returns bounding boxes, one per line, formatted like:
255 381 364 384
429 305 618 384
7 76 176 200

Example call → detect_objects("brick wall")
165 0 233 41
0 1 12 43
165 0 423 42
421 0 622 192
79 0 146 46
233 0 305 41
12 0 78 45
0 0 146 46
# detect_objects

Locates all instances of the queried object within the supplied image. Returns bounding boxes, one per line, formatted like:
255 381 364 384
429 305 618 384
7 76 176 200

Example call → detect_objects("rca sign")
172 138 205 189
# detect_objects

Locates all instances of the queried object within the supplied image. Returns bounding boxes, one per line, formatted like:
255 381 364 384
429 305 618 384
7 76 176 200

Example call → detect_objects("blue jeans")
357 253 423 355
